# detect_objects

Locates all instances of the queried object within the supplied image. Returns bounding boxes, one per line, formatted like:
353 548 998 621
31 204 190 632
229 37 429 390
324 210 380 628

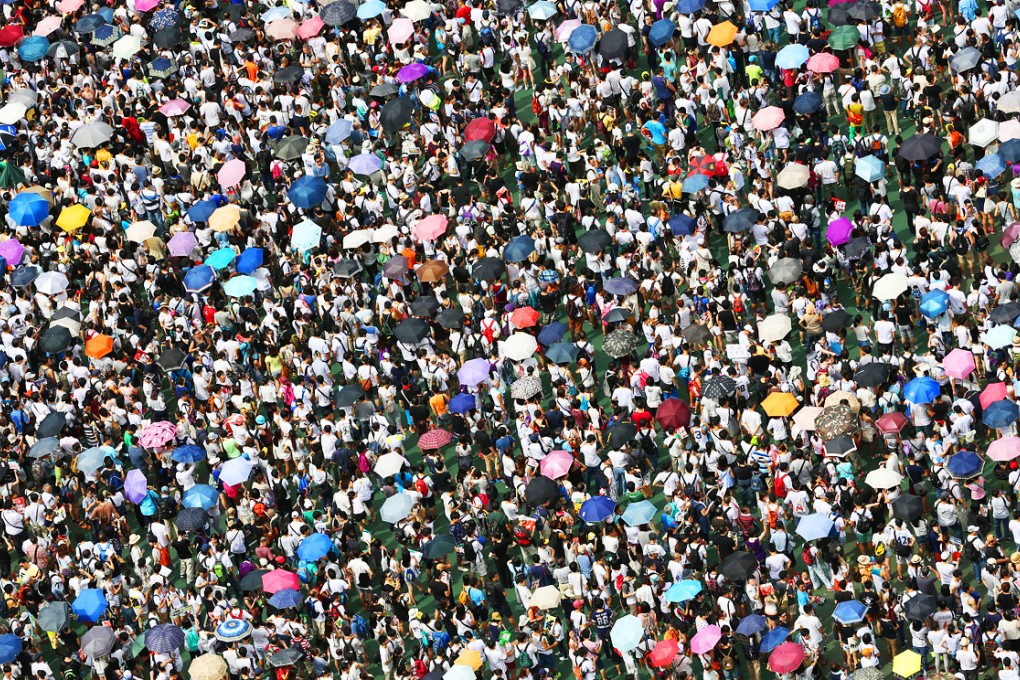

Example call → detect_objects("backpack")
953 231 969 255
517 647 535 669
964 538 981 561
513 525 533 546
746 271 764 292
351 614 370 639
480 26 495 46
801 545 815 566
892 4 907 26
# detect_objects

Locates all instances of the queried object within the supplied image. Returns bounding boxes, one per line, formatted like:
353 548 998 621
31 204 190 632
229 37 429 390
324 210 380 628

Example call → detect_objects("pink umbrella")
266 18 299 41
159 98 191 116
134 0 161 10
988 437 1020 462
0 239 24 265
298 16 325 39
414 214 448 241
1003 222 1020 248
262 569 300 594
690 625 722 654
981 382 1009 409
124 469 148 504
139 421 178 449
943 348 976 380
218 159 247 188
768 642 806 674
388 17 415 44
167 231 198 257
806 52 840 73
555 18 581 42
34 16 63 36
825 217 853 246
752 106 785 131
539 450 574 479
56 0 84 13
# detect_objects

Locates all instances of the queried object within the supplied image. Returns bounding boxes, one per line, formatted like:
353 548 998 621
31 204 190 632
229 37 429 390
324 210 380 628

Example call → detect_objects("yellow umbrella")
761 392 799 418
189 654 228 680
892 650 922 678
209 204 241 232
56 204 91 231
706 21 737 47
454 649 483 670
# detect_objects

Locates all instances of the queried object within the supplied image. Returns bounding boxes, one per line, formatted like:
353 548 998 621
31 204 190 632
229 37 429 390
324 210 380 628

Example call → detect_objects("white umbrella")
219 457 254 486
776 163 810 189
402 0 432 20
504 333 538 361
873 272 909 301
379 493 416 523
530 585 563 610
126 220 157 243
374 452 409 478
343 229 374 249
372 224 399 243
111 35 142 59
1000 92 1020 114
792 406 822 431
0 102 27 125
1001 119 1020 143
35 271 69 295
864 467 903 490
757 314 792 344
444 666 476 680
968 118 999 147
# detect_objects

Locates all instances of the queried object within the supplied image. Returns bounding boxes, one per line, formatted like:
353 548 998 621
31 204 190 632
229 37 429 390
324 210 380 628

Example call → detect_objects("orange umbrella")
85 334 113 359
706 21 737 47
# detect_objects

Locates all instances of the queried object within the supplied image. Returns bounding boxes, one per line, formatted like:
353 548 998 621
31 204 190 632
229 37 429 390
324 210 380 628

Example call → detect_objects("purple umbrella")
167 231 198 257
396 62 428 82
457 357 492 386
0 239 25 265
124 469 148 504
825 217 853 246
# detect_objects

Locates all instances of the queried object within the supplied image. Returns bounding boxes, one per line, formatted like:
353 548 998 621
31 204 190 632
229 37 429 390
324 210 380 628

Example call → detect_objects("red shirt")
632 409 652 429
455 6 472 23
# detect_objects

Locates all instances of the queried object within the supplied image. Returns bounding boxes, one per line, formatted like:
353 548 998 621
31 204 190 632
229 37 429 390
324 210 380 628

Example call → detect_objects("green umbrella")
828 26 859 50
0 162 25 189
274 135 309 161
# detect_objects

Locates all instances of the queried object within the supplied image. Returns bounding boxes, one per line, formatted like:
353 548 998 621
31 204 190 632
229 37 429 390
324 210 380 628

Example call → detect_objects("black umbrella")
158 348 188 372
603 308 630 323
39 326 73 354
681 323 712 344
460 140 490 161
370 83 400 97
495 0 524 14
577 229 612 253
239 569 268 591
524 475 559 505
747 353 772 375
821 309 853 332
823 435 857 457
904 593 937 621
598 28 628 60
897 133 942 162
853 362 892 388
274 135 310 161
380 98 414 132
10 266 40 287
990 302 1020 325
333 258 363 278
274 66 304 84
847 0 881 20
409 296 441 317
437 308 467 329
268 648 304 668
74 14 106 33
423 672 444 680
703 375 737 399
720 551 758 580
472 257 505 281
28 437 60 459
36 411 68 439
605 422 637 449
892 494 923 522
723 208 759 233
383 256 410 279
827 5 854 25
173 507 209 531
844 237 872 260
423 534 456 559
336 384 365 407
227 28 254 42
47 40 81 58
321 0 356 25
394 318 430 344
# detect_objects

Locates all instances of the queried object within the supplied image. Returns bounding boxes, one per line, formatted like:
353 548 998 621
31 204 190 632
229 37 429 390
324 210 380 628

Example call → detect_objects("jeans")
913 645 929 670
995 517 1009 541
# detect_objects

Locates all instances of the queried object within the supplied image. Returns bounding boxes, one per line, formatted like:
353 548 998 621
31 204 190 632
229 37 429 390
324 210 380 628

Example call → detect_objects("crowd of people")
5 0 1020 679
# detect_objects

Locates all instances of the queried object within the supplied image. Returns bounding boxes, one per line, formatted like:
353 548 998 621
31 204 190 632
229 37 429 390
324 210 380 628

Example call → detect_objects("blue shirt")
642 120 667 145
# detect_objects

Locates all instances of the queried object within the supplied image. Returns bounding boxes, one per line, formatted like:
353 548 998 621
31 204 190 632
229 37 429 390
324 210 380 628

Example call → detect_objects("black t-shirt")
622 134 642 162
894 305 913 326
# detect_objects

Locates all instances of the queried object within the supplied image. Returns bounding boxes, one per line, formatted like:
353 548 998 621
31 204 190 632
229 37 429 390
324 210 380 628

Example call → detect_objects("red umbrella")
981 382 1009 409
464 117 496 143
768 642 806 674
418 428 452 450
656 398 691 431
510 306 541 328
0 25 24 47
875 411 908 434
688 156 717 177
648 640 679 668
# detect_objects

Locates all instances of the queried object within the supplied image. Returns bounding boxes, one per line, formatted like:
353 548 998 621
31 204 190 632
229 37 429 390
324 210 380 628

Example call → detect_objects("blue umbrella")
291 219 322 252
72 589 108 623
855 155 886 182
568 24 598 53
348 153 382 175
919 289 950 319
268 588 304 609
90 23 120 45
545 341 580 364
1001 139 1020 163
682 173 710 193
977 152 1006 179
151 8 180 30
144 624 186 653
325 119 353 144
183 484 219 510
18 36 50 62
609 615 645 652
97 7 114 22
832 600 868 625
793 91 822 114
357 0 386 18
736 614 767 636
795 513 835 541
77 446 116 474
171 445 206 463
946 450 983 479
74 14 106 33
776 43 810 69
648 18 676 47
236 248 265 274
527 1 558 19
985 400 1020 428
223 275 258 298
288 176 328 209
760 627 790 653
604 277 638 296
214 619 251 643
537 321 568 346
184 265 215 294
449 393 476 413
675 0 707 12
904 376 941 404
0 635 21 664
187 199 218 222
579 496 616 523
749 0 780 10
204 247 237 270
621 500 657 526
296 533 333 561
149 56 177 79
669 214 695 236
664 579 703 602
503 235 536 262
9 192 50 226
261 6 292 21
